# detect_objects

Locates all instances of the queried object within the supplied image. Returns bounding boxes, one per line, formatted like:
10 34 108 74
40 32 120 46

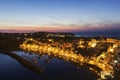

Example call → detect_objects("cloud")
50 16 61 21
89 21 120 31
0 20 120 33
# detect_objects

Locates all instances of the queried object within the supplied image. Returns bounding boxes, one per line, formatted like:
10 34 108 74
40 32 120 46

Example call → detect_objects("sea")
73 32 120 39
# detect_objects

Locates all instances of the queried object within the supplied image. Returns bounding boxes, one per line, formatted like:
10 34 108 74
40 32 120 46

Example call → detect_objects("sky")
0 0 120 33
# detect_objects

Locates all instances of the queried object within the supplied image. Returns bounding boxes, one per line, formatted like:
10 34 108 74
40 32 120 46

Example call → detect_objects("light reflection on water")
0 51 98 80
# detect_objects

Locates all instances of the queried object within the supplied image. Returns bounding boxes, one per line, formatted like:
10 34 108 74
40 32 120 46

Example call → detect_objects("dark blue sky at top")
0 0 120 32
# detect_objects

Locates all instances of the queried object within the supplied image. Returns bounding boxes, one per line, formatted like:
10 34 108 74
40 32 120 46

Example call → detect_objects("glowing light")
20 38 120 79
114 60 118 63
91 43 97 48
113 44 118 48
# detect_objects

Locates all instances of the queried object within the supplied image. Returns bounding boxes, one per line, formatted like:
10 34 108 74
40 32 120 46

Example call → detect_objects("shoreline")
0 50 44 73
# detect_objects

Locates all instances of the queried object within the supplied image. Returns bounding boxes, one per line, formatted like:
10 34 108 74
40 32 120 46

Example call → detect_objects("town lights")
91 43 97 48
114 60 118 63
48 39 54 42
108 46 114 53
108 48 114 53
20 38 120 80
113 44 118 48
30 38 33 41
110 48 114 52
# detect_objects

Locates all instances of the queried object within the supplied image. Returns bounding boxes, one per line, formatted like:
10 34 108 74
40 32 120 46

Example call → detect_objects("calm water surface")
0 51 98 80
